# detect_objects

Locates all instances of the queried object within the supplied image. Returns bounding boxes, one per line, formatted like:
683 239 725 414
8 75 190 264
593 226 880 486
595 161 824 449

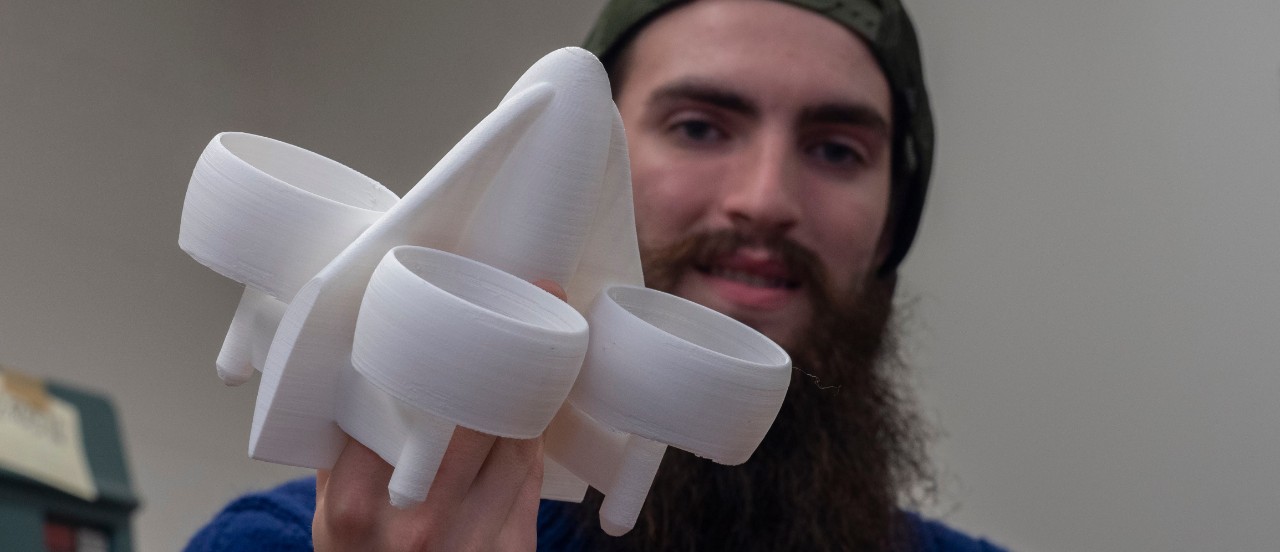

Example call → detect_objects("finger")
494 439 546 551
369 427 497 550
531 279 568 302
409 426 499 508
316 468 330 496
315 438 391 548
313 468 330 540
447 435 545 550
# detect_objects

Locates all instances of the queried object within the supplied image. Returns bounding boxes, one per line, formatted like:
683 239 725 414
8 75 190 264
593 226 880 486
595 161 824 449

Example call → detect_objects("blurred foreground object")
0 366 139 551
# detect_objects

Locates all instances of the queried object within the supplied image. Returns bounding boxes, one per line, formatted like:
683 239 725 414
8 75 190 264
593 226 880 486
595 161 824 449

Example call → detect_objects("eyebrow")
799 103 891 139
647 78 891 138
647 79 760 119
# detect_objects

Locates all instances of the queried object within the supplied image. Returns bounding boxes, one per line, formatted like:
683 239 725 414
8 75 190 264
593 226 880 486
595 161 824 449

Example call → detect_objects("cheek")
806 191 890 289
629 156 717 249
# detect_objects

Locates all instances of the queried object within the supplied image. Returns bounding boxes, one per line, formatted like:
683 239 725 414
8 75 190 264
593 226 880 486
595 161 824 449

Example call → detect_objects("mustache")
639 229 835 303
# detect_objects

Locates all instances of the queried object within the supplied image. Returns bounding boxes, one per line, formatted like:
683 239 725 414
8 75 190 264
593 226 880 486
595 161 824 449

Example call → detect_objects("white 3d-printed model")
179 47 791 536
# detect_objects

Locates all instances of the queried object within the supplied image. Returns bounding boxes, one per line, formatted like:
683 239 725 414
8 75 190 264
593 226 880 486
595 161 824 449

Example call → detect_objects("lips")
693 249 801 310
704 266 795 289
699 248 798 286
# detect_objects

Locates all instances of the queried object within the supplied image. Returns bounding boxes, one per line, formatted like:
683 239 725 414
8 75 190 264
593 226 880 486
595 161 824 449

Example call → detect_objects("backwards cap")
583 0 934 275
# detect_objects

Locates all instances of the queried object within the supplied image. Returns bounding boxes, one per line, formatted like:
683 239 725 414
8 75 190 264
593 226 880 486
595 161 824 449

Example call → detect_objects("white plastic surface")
179 47 791 535
546 285 792 535
351 246 590 502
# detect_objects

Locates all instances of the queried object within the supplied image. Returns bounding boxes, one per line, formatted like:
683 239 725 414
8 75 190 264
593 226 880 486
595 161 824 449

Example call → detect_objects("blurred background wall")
0 1 1276 550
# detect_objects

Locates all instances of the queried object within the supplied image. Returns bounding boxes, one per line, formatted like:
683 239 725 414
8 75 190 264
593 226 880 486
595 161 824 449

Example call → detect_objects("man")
189 1 1008 550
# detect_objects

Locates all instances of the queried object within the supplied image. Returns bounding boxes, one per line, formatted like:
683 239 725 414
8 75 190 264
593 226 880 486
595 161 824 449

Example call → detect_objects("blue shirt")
186 477 1008 551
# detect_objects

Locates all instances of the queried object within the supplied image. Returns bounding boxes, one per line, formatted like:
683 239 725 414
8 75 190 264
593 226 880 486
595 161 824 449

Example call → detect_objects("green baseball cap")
583 0 934 275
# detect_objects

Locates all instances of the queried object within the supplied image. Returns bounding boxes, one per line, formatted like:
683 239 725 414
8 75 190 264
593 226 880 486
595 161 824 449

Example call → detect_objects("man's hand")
312 280 568 551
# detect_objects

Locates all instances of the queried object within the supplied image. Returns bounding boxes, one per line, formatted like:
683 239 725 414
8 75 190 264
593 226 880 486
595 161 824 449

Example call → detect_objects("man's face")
615 0 895 349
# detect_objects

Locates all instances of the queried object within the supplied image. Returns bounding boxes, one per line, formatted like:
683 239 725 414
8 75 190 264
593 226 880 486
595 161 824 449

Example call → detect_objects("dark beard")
558 230 932 551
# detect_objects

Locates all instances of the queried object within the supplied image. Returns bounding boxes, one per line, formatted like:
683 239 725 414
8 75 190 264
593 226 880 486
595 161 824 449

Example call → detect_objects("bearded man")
188 1 1008 551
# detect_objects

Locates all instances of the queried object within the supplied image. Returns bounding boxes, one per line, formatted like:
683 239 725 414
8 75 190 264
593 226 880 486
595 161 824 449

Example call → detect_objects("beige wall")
2 1 1277 550
0 2 605 549
905 0 1280 550
0 2 293 550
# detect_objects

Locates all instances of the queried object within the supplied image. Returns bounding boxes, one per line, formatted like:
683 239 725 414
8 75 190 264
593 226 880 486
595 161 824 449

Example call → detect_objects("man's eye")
809 141 864 167
672 120 723 143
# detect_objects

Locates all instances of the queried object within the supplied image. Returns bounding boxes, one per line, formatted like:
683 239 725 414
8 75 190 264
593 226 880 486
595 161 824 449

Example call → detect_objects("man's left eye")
809 141 864 167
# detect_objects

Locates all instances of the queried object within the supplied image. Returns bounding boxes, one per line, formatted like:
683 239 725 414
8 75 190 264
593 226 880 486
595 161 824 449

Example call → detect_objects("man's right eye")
669 119 724 144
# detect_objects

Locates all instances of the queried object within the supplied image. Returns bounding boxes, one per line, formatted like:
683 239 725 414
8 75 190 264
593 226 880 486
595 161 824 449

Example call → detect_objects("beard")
558 229 933 551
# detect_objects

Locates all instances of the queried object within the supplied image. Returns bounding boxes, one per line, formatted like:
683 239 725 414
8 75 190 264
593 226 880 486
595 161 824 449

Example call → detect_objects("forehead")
617 0 891 119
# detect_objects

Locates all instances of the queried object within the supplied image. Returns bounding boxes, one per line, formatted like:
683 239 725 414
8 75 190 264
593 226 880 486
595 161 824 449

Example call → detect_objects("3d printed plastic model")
179 47 791 535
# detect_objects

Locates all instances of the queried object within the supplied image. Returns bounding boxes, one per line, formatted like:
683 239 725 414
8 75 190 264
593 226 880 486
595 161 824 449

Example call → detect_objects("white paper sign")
0 375 98 501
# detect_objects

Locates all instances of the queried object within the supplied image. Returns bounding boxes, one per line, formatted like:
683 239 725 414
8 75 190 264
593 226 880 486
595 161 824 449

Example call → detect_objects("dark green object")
0 380 140 552
583 0 934 275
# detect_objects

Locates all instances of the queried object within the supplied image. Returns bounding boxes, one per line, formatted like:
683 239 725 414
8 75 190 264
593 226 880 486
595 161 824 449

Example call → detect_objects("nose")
720 135 801 239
